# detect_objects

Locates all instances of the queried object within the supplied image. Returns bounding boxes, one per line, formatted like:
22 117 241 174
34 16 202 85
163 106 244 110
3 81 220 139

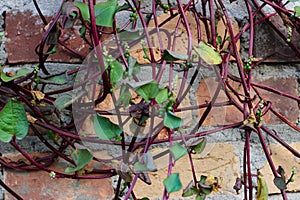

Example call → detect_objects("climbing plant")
0 0 300 199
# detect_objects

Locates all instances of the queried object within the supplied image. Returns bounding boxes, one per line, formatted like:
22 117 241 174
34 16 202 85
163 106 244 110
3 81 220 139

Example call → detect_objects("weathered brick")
196 77 298 126
5 11 89 64
259 142 300 194
196 78 243 126
254 15 300 62
3 153 114 200
134 143 240 198
254 77 299 124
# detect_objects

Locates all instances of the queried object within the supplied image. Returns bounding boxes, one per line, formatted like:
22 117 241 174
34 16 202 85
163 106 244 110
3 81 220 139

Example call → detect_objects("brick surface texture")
5 11 89 64
2 3 300 200
196 77 298 126
3 153 113 200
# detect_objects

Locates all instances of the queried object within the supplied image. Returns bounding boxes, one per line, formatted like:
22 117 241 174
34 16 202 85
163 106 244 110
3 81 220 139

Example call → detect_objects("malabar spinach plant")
0 0 300 200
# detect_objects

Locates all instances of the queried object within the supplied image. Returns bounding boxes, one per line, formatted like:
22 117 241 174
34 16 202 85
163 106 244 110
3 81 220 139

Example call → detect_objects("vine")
0 0 299 200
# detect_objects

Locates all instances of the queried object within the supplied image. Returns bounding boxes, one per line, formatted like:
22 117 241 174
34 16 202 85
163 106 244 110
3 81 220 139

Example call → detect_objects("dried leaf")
26 112 37 124
5 72 15 77
243 110 257 129
31 90 45 101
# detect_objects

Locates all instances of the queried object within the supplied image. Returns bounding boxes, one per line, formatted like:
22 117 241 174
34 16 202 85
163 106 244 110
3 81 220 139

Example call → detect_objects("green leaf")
189 138 207 154
128 56 140 79
44 72 68 85
183 187 199 197
200 185 212 195
131 80 159 102
196 194 206 200
170 143 188 161
162 49 188 62
115 3 130 12
54 94 73 111
45 46 56 55
136 152 157 172
1 68 31 82
163 173 182 193
79 26 86 38
110 60 123 83
193 41 222 65
295 6 300 17
274 177 287 190
119 30 140 41
94 114 122 140
73 2 90 22
199 175 207 185
290 0 299 2
94 0 117 27
0 99 28 143
182 181 199 197
134 162 149 172
256 175 269 200
164 111 182 129
65 149 93 173
155 88 169 104
116 84 131 109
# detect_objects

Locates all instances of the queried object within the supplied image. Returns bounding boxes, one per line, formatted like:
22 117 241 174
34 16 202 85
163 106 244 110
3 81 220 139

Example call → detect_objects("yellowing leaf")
31 90 45 101
193 41 222 65
256 175 268 200
243 109 258 129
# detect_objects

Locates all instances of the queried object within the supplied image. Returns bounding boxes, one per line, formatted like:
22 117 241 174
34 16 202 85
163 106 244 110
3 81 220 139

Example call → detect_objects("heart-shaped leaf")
164 111 182 129
127 56 140 79
110 60 123 83
189 138 207 154
193 41 222 65
1 68 31 82
131 80 159 102
274 177 287 190
43 72 68 85
94 0 117 27
170 143 188 161
73 2 90 22
94 114 122 140
54 94 73 111
164 173 182 193
116 84 131 109
162 49 188 62
115 3 130 12
0 99 28 142
119 30 140 41
134 162 149 172
65 149 93 173
155 88 169 104
134 152 157 172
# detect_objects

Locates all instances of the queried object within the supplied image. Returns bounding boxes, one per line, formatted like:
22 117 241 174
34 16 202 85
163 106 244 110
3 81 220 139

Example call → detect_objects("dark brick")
5 11 90 64
254 15 300 62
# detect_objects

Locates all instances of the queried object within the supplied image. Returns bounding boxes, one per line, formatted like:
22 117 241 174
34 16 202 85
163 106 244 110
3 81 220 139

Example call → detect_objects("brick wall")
0 1 299 200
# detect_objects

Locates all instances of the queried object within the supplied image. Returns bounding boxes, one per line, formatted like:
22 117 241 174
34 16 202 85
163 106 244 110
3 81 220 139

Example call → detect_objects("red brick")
4 153 114 200
5 11 90 64
196 77 299 126
254 15 300 62
254 77 299 124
